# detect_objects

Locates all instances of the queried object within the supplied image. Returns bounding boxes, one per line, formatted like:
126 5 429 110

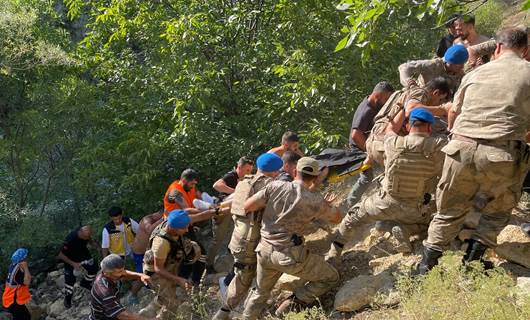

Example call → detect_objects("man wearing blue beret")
398 44 468 93
212 153 283 320
327 108 448 261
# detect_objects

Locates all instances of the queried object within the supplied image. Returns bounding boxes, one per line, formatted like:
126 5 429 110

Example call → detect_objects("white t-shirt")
101 219 140 256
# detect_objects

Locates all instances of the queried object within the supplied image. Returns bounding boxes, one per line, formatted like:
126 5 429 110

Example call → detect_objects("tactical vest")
228 174 273 255
371 89 406 137
104 217 136 256
144 221 198 268
383 134 438 201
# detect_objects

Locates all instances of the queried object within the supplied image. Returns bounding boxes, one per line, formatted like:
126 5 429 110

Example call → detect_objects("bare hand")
407 79 418 88
175 276 193 290
72 262 82 270
140 274 151 286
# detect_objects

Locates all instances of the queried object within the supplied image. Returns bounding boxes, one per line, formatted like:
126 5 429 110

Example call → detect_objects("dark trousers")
64 259 98 299
7 302 31 320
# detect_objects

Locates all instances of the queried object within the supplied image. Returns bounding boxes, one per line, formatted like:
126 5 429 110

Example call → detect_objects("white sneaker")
202 192 215 204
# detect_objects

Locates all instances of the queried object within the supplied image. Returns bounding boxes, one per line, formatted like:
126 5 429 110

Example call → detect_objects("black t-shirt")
436 34 455 58
349 97 379 147
61 228 91 262
218 170 239 199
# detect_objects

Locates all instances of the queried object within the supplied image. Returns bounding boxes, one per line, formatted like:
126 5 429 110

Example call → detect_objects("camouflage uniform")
366 87 430 166
242 181 340 320
337 132 447 245
222 174 273 311
425 51 530 251
398 57 463 93
141 222 199 319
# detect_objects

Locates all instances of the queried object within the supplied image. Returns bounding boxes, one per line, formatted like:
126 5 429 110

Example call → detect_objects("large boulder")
48 299 65 317
334 271 395 312
495 224 530 268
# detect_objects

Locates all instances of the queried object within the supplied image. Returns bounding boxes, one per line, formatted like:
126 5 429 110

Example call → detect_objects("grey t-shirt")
349 97 379 147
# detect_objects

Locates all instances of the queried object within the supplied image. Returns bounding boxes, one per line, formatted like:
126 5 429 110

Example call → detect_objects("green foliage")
472 0 505 36
367 253 530 320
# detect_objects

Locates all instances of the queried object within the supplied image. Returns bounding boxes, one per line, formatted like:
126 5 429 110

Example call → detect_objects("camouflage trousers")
146 262 187 320
206 214 234 267
337 188 431 245
242 244 339 320
426 140 528 251
223 250 257 310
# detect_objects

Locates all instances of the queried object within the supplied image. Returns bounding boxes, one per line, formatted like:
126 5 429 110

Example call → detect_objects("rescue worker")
366 77 452 166
327 108 448 260
213 153 283 320
139 210 198 318
418 27 530 274
2 248 32 320
346 81 395 207
277 151 301 182
101 206 139 258
90 254 152 320
436 13 461 58
58 225 99 308
453 14 489 47
163 169 208 285
207 157 254 273
398 44 468 92
268 131 304 157
241 157 342 319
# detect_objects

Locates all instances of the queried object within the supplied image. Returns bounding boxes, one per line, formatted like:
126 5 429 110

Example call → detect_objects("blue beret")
257 153 283 172
410 108 435 124
11 248 28 265
444 44 469 64
167 210 191 229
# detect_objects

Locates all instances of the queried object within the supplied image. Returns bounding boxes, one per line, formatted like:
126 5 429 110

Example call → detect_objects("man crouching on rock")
139 209 202 319
89 254 152 320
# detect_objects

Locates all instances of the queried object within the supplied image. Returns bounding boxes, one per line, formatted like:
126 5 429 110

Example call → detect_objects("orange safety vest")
2 264 31 308
163 180 198 218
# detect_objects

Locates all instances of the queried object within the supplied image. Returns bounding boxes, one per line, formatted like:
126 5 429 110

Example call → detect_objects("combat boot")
324 241 344 268
212 308 231 320
415 247 443 275
392 225 412 253
463 239 493 269
275 295 307 317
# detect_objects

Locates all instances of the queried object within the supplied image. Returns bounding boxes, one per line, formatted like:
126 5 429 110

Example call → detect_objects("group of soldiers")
4 14 528 320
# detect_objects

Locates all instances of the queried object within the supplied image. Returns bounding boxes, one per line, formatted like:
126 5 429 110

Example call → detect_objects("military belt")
291 234 304 246
452 134 521 149
233 261 257 271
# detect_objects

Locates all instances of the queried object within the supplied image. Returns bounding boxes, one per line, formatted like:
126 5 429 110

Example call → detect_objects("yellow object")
326 163 371 184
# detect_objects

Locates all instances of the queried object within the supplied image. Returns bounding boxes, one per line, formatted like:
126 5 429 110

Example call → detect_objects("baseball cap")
296 157 320 176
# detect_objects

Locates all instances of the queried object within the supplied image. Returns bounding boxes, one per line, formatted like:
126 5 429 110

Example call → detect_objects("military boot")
324 241 344 268
392 225 412 253
275 295 307 317
212 308 231 320
415 247 443 275
463 239 493 269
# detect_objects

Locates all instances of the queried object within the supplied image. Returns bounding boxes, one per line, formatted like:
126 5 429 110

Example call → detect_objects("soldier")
268 131 304 157
241 157 342 319
139 210 200 318
398 44 468 92
277 151 301 182
366 77 451 166
417 28 530 274
327 108 447 260
346 81 395 207
212 153 283 320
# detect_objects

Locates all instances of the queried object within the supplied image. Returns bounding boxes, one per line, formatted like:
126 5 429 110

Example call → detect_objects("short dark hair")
108 206 123 217
372 81 395 94
281 131 299 144
496 27 528 50
461 14 475 25
282 151 301 165
237 156 254 167
181 168 199 181
300 172 318 182
445 13 461 28
425 77 451 96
